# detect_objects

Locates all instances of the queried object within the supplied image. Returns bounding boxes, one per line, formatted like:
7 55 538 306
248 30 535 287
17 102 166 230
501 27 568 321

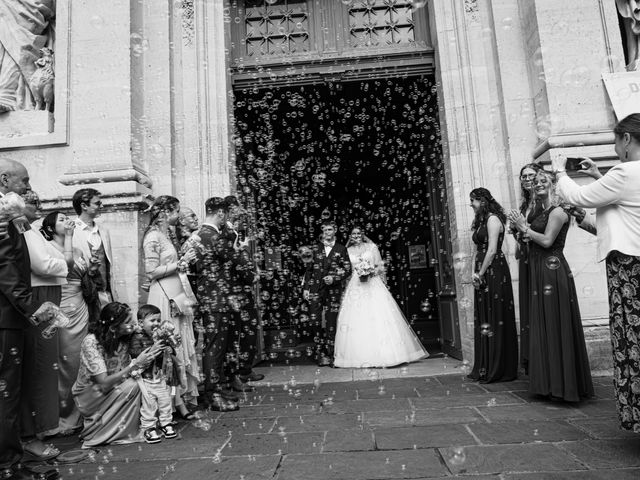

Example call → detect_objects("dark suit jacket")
0 218 35 329
192 224 234 314
306 241 351 303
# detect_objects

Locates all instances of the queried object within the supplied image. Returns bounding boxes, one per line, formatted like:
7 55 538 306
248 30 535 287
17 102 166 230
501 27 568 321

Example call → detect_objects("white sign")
602 72 640 120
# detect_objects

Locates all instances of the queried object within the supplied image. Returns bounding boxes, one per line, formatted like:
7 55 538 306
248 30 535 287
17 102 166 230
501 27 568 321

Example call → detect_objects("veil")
345 233 374 248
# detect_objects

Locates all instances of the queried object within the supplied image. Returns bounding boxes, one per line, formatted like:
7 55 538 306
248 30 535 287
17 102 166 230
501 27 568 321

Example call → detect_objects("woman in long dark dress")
512 163 543 375
467 188 518 383
509 171 594 401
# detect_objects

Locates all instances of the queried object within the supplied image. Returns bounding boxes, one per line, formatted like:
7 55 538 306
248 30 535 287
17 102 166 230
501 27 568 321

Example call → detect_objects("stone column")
429 0 537 360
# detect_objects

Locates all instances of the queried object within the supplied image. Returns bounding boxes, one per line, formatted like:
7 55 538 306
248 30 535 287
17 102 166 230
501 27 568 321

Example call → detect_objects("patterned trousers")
606 251 640 432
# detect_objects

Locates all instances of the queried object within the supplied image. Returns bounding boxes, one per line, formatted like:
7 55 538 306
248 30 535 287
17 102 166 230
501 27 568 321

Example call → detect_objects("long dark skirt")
519 253 531 375
468 253 519 383
606 252 640 432
528 250 593 402
20 285 61 437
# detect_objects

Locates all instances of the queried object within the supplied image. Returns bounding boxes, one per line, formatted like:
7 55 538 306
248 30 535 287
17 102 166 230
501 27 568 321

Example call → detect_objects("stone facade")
0 0 625 370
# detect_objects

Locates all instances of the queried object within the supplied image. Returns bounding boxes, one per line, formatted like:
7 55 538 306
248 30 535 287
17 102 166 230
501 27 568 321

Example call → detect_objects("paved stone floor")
40 363 640 480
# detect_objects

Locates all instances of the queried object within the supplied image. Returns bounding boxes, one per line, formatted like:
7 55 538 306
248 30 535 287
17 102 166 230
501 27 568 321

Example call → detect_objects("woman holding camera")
467 188 518 383
554 113 640 430
508 172 593 402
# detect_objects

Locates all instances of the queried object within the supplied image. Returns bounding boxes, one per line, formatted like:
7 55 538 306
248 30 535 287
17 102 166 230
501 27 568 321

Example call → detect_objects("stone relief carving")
182 0 195 47
0 0 56 113
464 0 479 24
616 0 640 71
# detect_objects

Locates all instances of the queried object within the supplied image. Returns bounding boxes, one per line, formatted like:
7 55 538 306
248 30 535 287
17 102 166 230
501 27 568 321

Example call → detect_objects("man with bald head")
0 158 59 479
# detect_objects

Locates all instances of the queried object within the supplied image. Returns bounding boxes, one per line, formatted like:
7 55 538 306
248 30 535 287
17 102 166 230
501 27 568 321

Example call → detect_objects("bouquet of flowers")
152 321 183 388
152 320 182 349
354 258 375 282
30 302 72 339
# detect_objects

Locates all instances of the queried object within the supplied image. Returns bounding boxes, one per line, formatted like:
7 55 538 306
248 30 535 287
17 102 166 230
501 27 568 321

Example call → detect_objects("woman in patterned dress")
555 113 640 430
142 196 200 417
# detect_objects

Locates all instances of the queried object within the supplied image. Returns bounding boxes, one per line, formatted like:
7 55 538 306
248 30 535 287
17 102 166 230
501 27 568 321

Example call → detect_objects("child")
130 304 181 443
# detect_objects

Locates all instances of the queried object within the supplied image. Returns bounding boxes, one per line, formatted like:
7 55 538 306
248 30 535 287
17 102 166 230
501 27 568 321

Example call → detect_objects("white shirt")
323 239 335 257
557 161 640 261
24 228 68 287
201 222 221 234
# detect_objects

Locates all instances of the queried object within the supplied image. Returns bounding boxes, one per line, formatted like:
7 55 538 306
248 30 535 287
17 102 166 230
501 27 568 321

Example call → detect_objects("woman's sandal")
174 409 197 421
22 441 60 461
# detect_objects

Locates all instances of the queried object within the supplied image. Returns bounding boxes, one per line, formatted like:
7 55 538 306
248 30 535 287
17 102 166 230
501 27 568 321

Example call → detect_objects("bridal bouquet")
354 258 375 282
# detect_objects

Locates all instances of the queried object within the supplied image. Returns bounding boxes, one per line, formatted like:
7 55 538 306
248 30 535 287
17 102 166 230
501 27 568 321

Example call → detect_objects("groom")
303 220 350 367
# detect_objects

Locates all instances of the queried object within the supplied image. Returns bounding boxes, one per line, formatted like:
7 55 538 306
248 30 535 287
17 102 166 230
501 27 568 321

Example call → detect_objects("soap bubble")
449 446 466 465
545 256 560 270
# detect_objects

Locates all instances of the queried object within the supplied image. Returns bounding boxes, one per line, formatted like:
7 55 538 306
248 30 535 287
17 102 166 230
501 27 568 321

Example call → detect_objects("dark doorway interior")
233 75 448 362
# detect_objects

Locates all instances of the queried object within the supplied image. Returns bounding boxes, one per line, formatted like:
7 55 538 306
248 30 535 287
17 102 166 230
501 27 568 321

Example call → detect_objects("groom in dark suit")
192 197 239 412
303 220 350 366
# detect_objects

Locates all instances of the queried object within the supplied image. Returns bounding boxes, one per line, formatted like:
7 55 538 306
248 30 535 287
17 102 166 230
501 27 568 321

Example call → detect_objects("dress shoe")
317 355 331 367
238 372 265 382
209 393 239 412
230 375 255 392
213 387 239 402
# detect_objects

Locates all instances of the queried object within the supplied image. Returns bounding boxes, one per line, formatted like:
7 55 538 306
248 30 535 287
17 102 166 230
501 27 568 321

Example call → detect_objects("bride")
333 226 429 368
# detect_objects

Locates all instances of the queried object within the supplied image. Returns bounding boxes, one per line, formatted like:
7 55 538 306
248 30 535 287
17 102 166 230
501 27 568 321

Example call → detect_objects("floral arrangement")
152 321 182 349
354 258 375 282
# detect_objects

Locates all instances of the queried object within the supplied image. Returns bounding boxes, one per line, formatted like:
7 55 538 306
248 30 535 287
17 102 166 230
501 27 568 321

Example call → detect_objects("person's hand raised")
63 219 76 236
578 157 603 179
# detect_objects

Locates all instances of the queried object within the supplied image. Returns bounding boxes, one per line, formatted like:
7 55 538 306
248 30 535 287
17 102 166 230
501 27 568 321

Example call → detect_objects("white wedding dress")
333 242 429 368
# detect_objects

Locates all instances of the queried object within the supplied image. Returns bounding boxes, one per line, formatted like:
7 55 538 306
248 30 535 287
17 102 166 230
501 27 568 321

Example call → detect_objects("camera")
565 157 583 171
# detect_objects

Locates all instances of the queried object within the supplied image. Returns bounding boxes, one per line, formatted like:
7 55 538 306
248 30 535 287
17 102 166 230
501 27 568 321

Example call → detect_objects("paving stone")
572 399 618 418
558 439 640 468
321 398 412 414
222 432 324 456
569 417 639 439
476 403 587 422
273 413 363 433
353 387 421 399
365 408 482 427
323 430 376 452
592 385 614 400
276 450 449 480
374 424 476 450
165 455 281 480
221 403 320 418
440 443 584 475
467 420 589 445
205 416 278 435
102 435 228 461
435 375 480 386
57 460 173 480
505 469 640 480
409 392 523 409
476 380 530 393
414 383 488 396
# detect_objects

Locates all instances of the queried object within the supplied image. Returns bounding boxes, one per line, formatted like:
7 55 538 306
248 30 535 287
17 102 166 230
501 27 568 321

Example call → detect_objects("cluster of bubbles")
232 75 452 355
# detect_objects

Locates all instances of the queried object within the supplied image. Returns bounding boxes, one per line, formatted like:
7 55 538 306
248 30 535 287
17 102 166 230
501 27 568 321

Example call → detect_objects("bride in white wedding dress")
333 227 428 368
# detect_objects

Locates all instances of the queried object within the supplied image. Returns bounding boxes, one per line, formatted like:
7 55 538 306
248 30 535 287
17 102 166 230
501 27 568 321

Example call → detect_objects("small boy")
130 304 179 443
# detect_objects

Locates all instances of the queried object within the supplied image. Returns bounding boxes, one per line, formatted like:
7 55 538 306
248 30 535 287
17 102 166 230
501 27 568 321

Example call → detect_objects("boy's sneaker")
160 423 178 439
143 427 162 444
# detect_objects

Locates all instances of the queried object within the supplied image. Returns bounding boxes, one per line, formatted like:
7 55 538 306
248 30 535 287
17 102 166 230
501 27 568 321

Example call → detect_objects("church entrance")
232 74 462 362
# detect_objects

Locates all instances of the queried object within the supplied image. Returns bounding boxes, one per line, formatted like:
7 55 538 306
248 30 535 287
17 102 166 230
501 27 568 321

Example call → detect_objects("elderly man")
0 158 59 479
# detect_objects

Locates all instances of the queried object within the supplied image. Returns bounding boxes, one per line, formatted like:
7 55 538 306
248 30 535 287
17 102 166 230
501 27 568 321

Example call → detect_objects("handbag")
157 272 198 316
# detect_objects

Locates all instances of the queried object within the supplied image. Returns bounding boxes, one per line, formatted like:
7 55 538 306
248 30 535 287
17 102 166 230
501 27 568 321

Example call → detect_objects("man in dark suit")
303 220 351 366
0 159 58 479
223 195 264 387
192 197 239 412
